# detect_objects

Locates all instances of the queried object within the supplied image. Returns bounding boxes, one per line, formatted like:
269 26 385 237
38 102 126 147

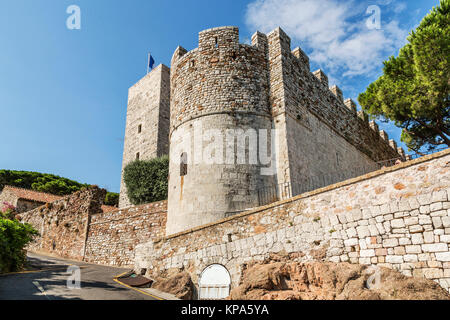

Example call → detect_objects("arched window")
180 152 187 176
199 264 231 300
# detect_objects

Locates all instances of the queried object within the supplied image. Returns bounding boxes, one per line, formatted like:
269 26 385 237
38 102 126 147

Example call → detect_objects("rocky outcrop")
152 271 194 300
229 261 450 300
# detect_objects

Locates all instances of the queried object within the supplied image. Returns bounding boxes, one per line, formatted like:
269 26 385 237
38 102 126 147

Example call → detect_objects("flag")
148 54 155 71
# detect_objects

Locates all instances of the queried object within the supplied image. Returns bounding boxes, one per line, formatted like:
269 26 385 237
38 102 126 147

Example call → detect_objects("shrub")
123 156 169 205
0 210 38 273
104 192 119 206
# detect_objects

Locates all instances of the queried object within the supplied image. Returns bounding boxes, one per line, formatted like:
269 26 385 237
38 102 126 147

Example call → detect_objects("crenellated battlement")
169 25 403 169
198 26 240 50
330 85 344 103
313 69 329 88
344 99 357 114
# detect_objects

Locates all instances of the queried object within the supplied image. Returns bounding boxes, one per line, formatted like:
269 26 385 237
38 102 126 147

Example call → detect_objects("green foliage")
0 170 119 207
358 0 450 152
123 156 169 206
0 210 39 273
104 192 120 206
0 170 88 196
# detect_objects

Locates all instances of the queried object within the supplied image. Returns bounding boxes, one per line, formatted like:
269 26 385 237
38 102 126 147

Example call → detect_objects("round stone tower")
166 26 276 235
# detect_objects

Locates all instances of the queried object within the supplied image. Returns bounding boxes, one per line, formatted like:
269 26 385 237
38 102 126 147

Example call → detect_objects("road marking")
113 271 165 300
0 265 87 277
32 281 50 300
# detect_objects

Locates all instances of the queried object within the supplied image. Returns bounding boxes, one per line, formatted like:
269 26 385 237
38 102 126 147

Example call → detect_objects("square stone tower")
119 64 170 208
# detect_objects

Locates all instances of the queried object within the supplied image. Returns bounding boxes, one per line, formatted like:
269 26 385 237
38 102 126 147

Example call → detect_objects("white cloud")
393 2 407 14
245 0 409 78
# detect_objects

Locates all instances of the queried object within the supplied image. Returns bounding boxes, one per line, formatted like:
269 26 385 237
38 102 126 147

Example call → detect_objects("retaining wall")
135 149 450 292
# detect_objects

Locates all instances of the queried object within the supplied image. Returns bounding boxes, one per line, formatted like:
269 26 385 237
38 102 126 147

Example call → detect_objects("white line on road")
32 281 50 300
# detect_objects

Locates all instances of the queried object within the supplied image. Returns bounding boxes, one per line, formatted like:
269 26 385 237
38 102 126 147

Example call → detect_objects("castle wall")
167 27 276 235
284 112 379 195
135 150 450 294
84 201 166 266
264 28 401 190
19 187 167 267
0 189 19 208
119 64 170 209
16 199 45 214
19 187 105 261
167 115 277 235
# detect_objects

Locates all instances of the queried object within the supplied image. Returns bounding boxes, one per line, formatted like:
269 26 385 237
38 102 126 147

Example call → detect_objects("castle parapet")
330 85 343 103
369 120 379 132
267 27 292 55
389 139 398 151
313 69 328 88
171 46 188 66
199 26 239 51
251 31 268 53
397 147 406 160
344 99 357 114
357 110 369 123
292 47 310 70
380 130 389 142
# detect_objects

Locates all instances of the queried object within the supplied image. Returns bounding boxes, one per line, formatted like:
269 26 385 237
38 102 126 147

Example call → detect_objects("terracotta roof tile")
2 186 63 203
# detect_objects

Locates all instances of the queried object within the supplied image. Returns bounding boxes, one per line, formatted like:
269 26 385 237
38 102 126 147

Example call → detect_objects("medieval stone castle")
119 26 405 235
11 26 450 298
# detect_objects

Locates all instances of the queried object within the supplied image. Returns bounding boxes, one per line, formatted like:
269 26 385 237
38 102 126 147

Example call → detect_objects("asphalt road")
0 253 159 300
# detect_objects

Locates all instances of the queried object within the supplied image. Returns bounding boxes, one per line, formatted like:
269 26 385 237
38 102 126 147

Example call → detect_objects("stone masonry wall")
135 149 450 293
0 188 19 208
19 187 106 261
20 187 167 267
84 201 167 266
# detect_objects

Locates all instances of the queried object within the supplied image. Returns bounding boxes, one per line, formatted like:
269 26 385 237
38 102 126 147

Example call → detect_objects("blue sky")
0 0 439 192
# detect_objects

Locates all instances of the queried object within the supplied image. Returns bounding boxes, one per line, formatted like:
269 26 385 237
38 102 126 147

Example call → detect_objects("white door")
198 264 231 300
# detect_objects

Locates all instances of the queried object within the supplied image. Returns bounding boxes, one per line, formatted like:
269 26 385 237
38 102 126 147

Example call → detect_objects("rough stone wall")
16 199 45 214
19 187 106 261
19 187 168 267
167 26 275 235
135 150 450 293
0 188 19 208
119 64 171 209
84 201 167 266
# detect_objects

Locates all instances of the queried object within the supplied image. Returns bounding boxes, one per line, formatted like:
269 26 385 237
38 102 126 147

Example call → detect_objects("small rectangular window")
136 152 140 160
180 153 187 176
138 125 142 133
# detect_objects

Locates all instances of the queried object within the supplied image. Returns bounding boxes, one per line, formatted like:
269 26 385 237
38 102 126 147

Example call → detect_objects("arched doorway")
198 264 231 300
